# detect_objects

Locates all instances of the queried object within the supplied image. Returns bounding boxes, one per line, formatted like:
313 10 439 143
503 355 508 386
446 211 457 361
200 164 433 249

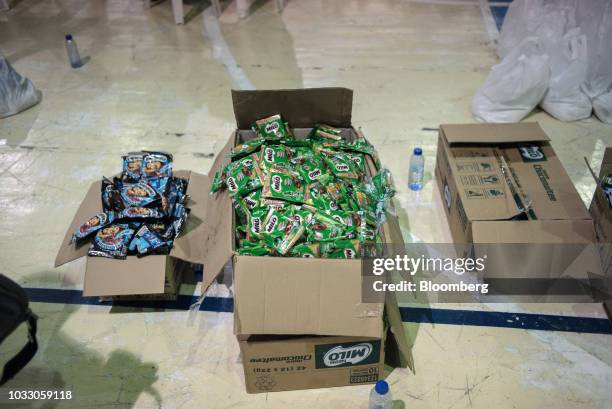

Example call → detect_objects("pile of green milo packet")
210 114 395 258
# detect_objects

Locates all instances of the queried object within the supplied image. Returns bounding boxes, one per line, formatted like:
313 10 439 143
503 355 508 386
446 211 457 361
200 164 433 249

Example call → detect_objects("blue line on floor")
24 288 234 313
24 287 612 335
401 307 612 335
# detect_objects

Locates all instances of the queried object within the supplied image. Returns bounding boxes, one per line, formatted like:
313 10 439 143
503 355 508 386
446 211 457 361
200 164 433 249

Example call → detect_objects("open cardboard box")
55 170 208 298
434 123 599 281
200 88 411 372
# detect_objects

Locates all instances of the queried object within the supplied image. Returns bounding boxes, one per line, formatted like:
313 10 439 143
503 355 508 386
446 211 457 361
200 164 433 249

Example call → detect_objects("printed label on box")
315 340 381 369
460 174 501 186
443 179 452 211
485 188 505 198
456 161 495 173
254 374 277 391
465 188 485 199
518 144 546 162
349 366 379 384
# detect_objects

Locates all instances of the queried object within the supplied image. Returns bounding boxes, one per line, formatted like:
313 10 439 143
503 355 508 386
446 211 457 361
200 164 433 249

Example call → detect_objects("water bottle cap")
414 147 423 156
65 34 73 41
375 380 389 395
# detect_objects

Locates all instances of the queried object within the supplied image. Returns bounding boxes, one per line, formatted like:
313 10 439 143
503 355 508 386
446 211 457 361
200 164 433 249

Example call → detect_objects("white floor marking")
202 6 255 90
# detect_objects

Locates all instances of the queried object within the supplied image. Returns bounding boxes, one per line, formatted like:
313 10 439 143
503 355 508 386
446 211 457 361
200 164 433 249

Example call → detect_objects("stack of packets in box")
210 114 395 258
70 152 190 259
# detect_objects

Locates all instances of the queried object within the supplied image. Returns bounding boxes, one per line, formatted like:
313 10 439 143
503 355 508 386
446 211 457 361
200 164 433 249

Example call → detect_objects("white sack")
576 0 612 123
497 0 576 59
473 38 550 123
540 29 591 121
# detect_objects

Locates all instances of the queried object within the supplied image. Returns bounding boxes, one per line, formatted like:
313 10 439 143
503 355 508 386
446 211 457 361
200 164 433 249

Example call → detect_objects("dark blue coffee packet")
142 152 173 179
128 224 170 256
72 212 116 244
122 152 146 181
118 206 164 220
88 223 135 259
119 180 160 208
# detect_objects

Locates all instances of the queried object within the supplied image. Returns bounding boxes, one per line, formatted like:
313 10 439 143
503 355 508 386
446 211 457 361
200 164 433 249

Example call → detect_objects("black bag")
0 274 38 385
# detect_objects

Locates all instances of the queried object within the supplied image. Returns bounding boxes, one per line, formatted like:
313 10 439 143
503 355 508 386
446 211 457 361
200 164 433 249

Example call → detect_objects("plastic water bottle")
408 147 424 191
369 380 392 409
65 34 82 68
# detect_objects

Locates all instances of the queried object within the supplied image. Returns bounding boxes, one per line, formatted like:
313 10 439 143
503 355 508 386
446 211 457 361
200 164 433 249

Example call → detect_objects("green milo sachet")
229 137 265 159
289 242 320 258
321 239 361 259
251 114 290 141
262 166 305 204
260 144 290 173
225 154 264 197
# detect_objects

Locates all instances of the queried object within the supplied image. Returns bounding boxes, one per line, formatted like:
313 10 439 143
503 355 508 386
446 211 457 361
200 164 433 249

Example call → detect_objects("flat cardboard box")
202 89 408 346
435 123 597 278
586 148 612 316
55 170 208 298
240 330 386 393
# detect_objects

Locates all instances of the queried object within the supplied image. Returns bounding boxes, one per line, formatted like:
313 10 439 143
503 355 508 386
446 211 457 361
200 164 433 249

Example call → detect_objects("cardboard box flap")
55 180 103 267
451 142 590 222
497 144 591 221
471 220 596 243
602 147 612 170
233 256 383 337
457 179 524 221
198 135 236 294
169 171 208 263
587 147 612 184
587 148 612 245
441 123 550 145
199 188 234 294
232 88 353 129
381 205 413 368
83 255 169 296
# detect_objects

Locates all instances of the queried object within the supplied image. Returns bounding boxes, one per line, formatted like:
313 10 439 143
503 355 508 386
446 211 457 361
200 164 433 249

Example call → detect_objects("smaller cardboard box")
435 123 596 278
587 148 612 315
239 330 386 393
54 171 208 298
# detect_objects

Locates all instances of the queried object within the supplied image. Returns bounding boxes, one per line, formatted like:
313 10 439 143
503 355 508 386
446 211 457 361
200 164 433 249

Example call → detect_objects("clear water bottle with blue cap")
369 380 392 409
64 34 82 68
408 147 424 191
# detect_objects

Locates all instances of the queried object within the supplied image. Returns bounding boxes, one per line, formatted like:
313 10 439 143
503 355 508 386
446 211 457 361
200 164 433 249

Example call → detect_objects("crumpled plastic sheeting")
472 38 550 123
478 0 612 123
0 52 41 119
540 29 591 121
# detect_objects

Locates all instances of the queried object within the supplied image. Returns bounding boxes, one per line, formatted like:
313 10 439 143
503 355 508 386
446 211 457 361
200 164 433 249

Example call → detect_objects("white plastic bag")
497 0 576 59
576 0 612 123
495 0 612 123
0 53 41 119
473 38 550 123
593 93 612 123
540 29 591 121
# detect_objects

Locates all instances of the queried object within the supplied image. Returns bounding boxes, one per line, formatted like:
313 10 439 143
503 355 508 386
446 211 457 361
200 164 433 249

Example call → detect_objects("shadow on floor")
0 278 162 408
